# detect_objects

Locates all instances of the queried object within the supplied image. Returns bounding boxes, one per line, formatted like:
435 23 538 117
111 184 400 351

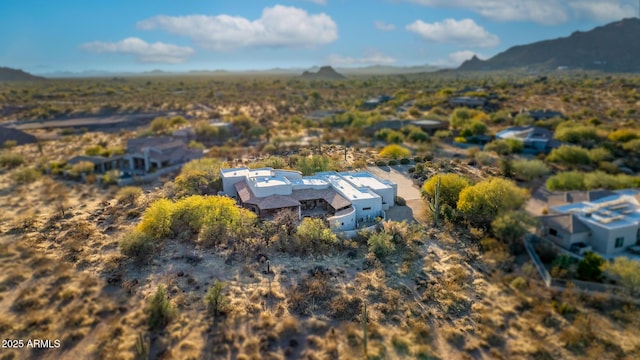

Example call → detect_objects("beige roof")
540 213 590 234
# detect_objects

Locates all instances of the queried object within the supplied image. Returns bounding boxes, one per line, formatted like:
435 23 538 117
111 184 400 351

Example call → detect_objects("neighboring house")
540 189 640 256
68 136 203 176
448 96 486 108
220 167 397 233
172 119 235 139
495 126 561 153
411 119 450 134
361 95 393 110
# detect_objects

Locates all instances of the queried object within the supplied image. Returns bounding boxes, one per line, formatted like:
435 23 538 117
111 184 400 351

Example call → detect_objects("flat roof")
340 172 392 191
322 173 378 201
221 167 273 178
250 175 289 188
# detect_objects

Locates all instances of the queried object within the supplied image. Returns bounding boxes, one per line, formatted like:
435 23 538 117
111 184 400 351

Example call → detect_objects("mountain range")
0 67 45 81
459 18 640 73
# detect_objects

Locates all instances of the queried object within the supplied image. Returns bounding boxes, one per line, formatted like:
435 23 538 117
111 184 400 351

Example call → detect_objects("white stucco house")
220 167 397 233
540 189 640 256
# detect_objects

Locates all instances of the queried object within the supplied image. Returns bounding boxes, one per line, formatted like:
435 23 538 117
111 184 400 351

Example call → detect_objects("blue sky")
1 0 637 73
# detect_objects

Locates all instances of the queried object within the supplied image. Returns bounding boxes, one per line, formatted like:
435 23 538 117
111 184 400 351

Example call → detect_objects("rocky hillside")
0 67 46 81
459 18 640 72
301 66 346 80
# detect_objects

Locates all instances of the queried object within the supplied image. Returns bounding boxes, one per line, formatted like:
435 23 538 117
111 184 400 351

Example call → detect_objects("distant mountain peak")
0 67 46 81
458 18 640 73
301 65 345 80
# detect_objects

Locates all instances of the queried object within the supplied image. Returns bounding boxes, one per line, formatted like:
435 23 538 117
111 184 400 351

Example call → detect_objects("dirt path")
367 165 428 224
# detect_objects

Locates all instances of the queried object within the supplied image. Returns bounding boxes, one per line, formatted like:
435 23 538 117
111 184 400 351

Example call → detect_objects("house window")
549 228 558 236
615 237 624 248
363 207 371 211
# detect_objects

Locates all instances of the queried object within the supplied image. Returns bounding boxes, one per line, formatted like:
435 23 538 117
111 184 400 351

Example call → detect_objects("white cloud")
137 5 338 51
374 21 396 31
303 0 327 4
569 1 637 22
406 18 499 47
80 37 195 63
403 0 636 24
327 52 397 66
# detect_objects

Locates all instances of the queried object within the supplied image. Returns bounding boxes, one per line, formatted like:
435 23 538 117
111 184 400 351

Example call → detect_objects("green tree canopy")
457 177 529 225
421 173 472 209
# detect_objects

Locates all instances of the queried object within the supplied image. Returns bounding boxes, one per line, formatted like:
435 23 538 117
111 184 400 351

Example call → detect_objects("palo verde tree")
457 177 529 226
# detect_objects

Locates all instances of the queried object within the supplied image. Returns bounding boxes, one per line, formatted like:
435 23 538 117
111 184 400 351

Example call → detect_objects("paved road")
367 165 428 224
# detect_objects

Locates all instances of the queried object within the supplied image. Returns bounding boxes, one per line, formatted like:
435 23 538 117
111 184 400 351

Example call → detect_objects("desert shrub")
413 156 423 163
149 117 172 134
453 136 466 143
84 145 105 156
117 186 143 206
368 231 395 259
292 155 339 175
460 120 487 137
119 231 153 261
546 171 586 191
554 125 600 145
576 252 605 281
295 218 338 255
491 211 537 254
137 198 173 239
375 160 387 167
67 161 95 178
546 145 592 167
204 280 230 319
510 276 527 290
408 128 429 142
400 158 410 165
512 159 550 180
174 158 223 197
604 257 640 294
388 160 398 166
145 285 176 330
622 139 640 153
102 169 119 185
458 177 529 225
379 144 411 159
0 153 25 168
434 130 452 139
3 140 17 148
11 167 42 184
588 147 613 163
421 173 471 209
474 151 495 165
608 129 639 143
395 196 406 206
485 138 523 155
188 140 205 150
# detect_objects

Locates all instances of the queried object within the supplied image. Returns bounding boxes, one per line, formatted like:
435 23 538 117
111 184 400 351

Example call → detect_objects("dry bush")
116 186 143 206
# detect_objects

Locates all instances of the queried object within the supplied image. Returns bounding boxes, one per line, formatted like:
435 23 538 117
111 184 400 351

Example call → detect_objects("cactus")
135 332 148 360
428 175 442 227
361 301 368 357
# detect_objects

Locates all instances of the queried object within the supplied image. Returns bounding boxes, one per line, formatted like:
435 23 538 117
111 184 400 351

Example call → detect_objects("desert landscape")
2 3 640 360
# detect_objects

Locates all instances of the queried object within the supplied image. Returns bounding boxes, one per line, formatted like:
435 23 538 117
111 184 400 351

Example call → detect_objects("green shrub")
588 147 613 163
485 138 523 155
388 160 398 166
576 252 605 281
102 169 120 186
67 161 95 178
379 144 411 159
3 140 17 149
204 280 230 319
608 129 638 143
295 218 338 255
395 196 406 206
11 167 42 184
137 199 173 239
554 125 600 145
368 231 395 259
0 153 25 168
510 276 527 290
413 156 423 163
546 171 586 191
434 130 452 139
511 159 550 181
145 285 176 330
117 186 143 206
375 160 387 167
547 145 592 167
119 231 153 260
